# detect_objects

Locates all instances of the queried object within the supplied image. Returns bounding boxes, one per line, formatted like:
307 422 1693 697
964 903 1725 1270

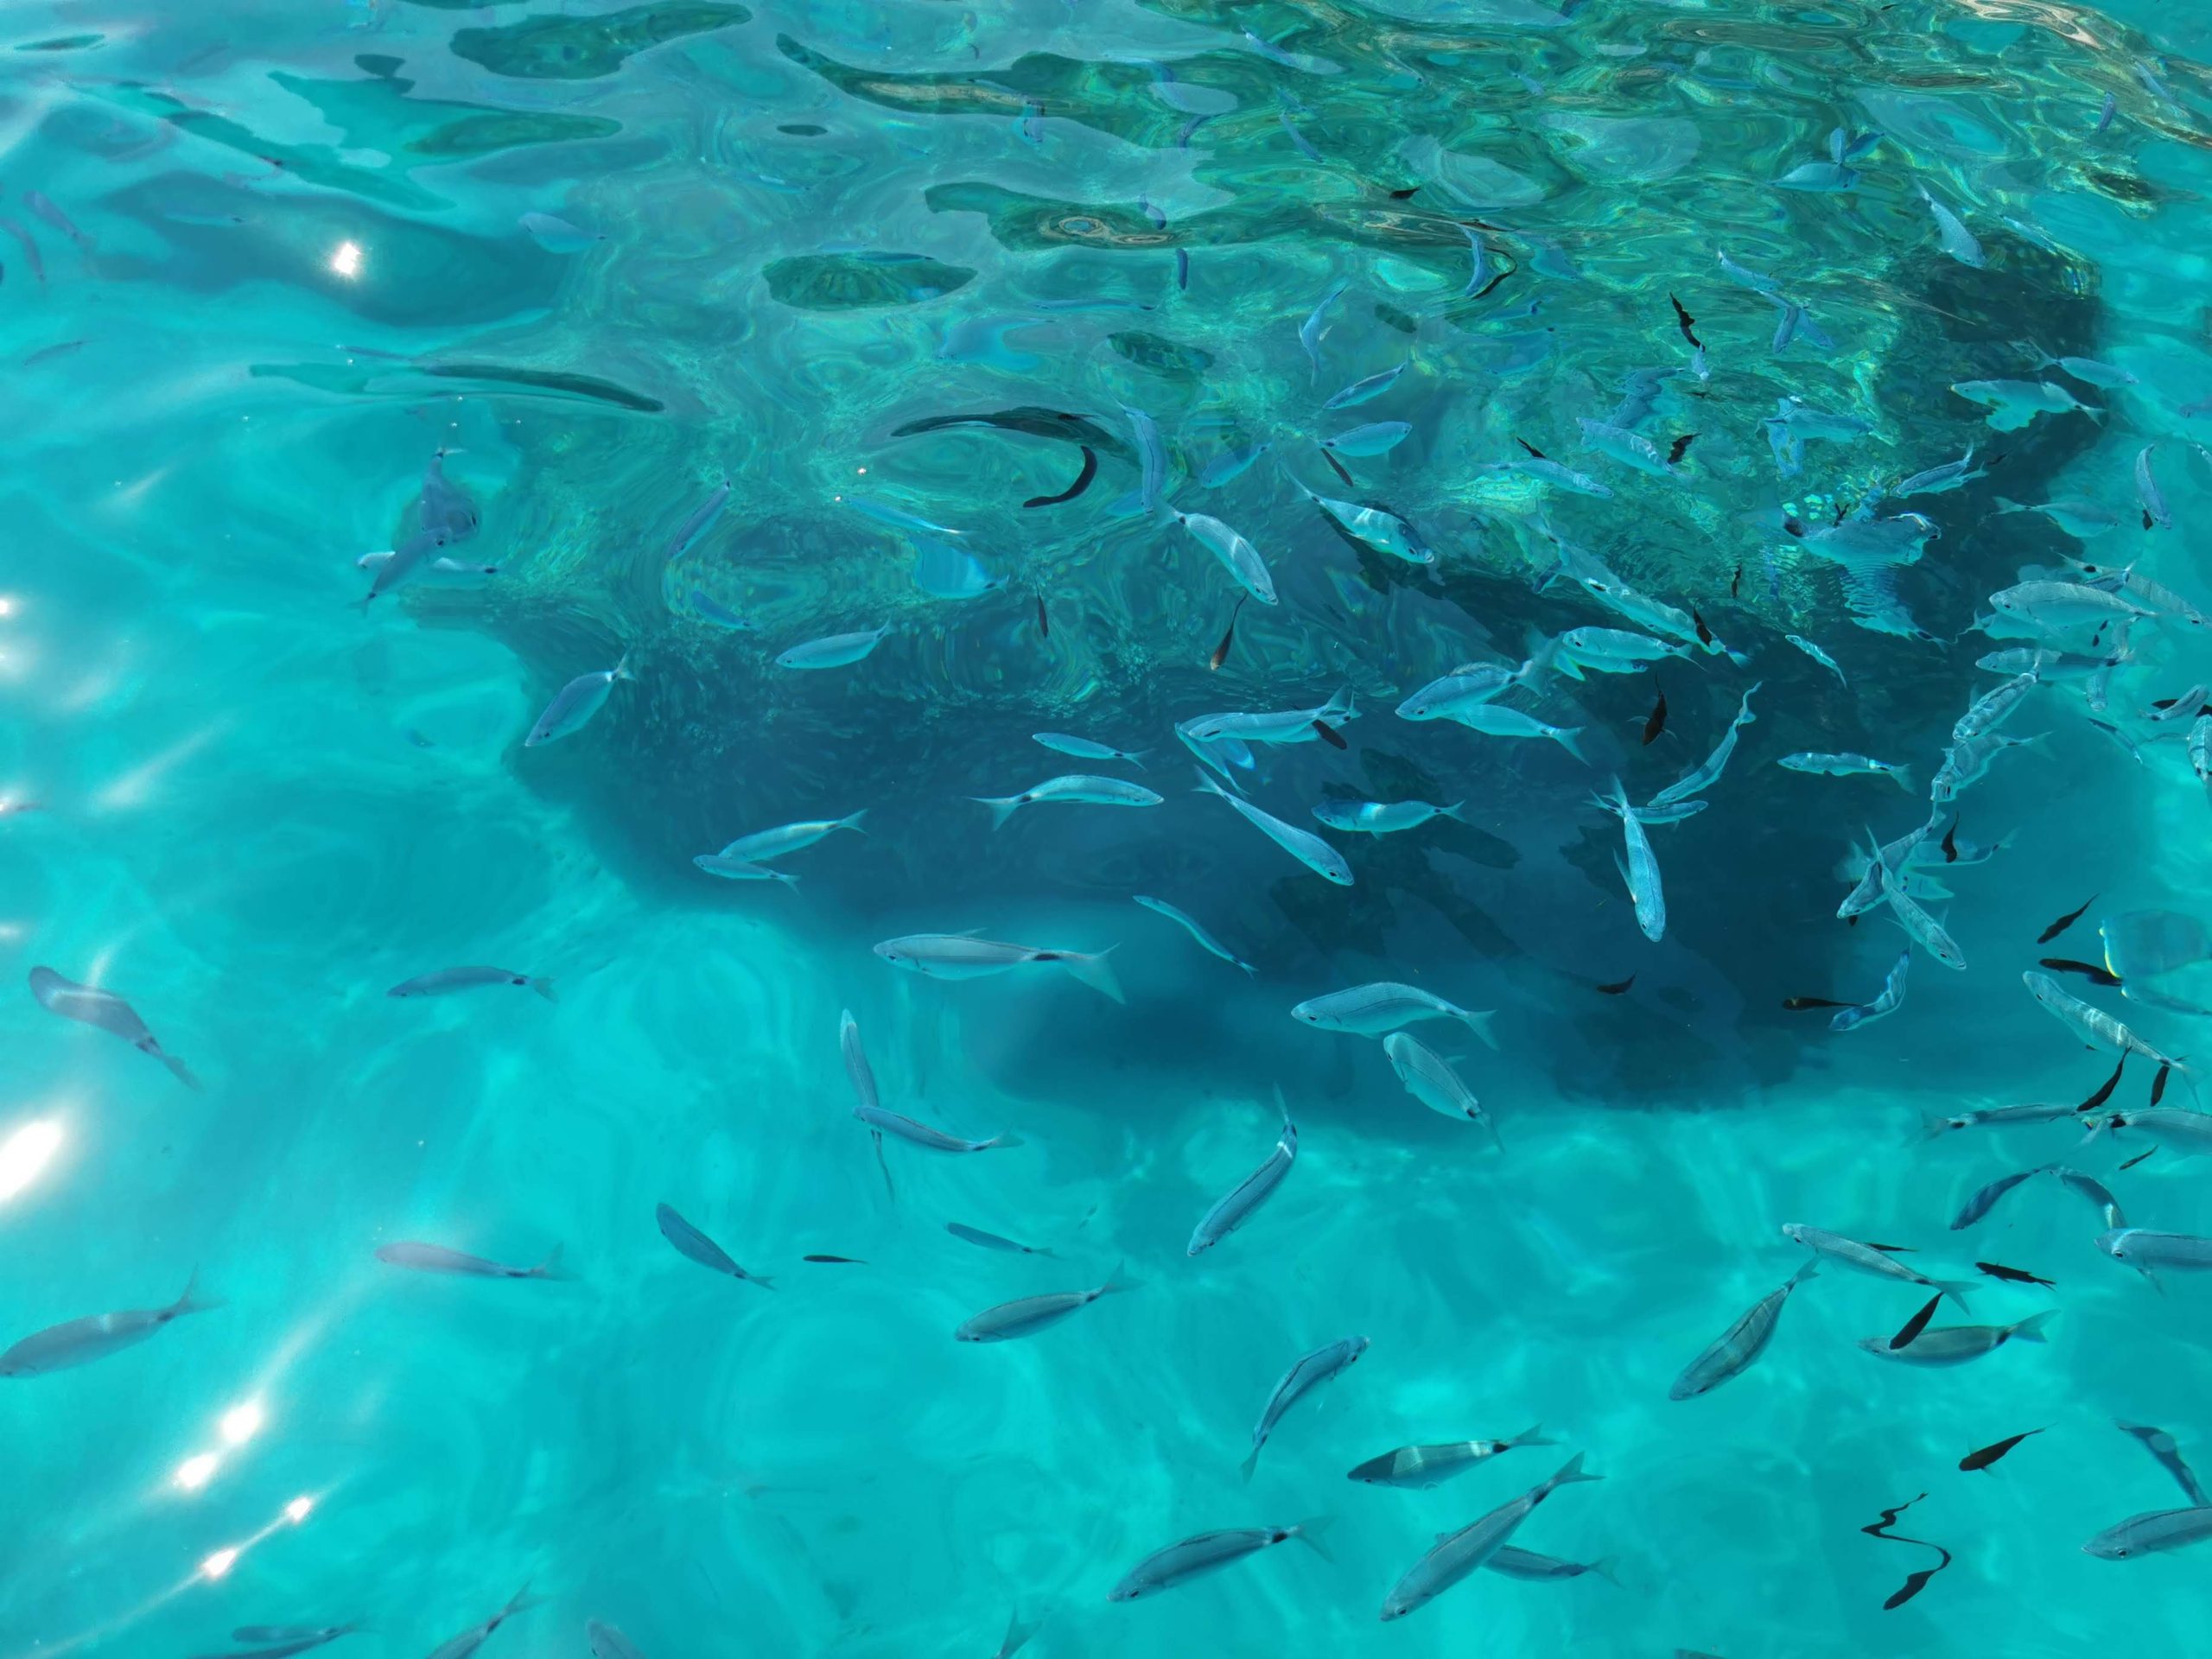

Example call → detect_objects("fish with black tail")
1961 1429 2044 1472
2042 957 2123 987
2039 895 2097 944
1890 1294 1942 1351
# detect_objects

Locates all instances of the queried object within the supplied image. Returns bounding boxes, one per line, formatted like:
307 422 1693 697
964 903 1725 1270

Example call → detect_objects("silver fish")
198 1624 364 1659
1893 447 1985 497
1920 1102 2079 1138
524 655 634 746
1320 420 1410 459
0 1272 217 1376
423 1587 538 1659
1875 854 1967 971
1300 278 1349 382
1300 487 1432 564
2053 1165 2127 1231
1952 670 2039 743
1193 771 1354 885
955 1262 1135 1342
1578 417 1679 479
585 1619 645 1659
1173 510 1278 605
1482 455 1614 499
2083 1507 2212 1560
719 810 868 862
354 550 499 582
2117 1422 2211 1508
1347 1426 1553 1489
691 855 798 885
2043 353 2137 389
1434 699 1586 760
971 774 1163 829
520 211 603 254
2137 445 2173 530
363 526 450 605
1033 734 1147 768
1669 1261 1818 1400
418 449 479 542
375 1243 563 1280
1395 663 1538 721
1717 249 1781 292
1787 634 1847 683
1781 1224 1969 1305
1382 1033 1496 1141
1108 1520 1327 1600
388 966 556 1000
1379 1455 1602 1620
1859 1310 2053 1365
1593 779 1666 942
1133 895 1255 976
28 964 199 1087
1185 688 1357 747
1652 683 1760 807
1779 752 1914 791
1293 982 1495 1043
1930 729 2043 804
874 934 1122 1001
1122 403 1167 518
1986 581 2149 631
1243 1336 1369 1478
2098 1228 2212 1272
1916 184 1983 267
664 479 729 561
856 1103 1020 1154
1311 798 1459 834
1948 1167 2050 1231
1325 364 1408 409
776 627 890 670
2024 971 2186 1074
946 1223 1052 1256
1951 379 2099 431
656 1203 773 1289
1485 1545 1614 1583
1190 1098 1296 1255
1831 948 1911 1033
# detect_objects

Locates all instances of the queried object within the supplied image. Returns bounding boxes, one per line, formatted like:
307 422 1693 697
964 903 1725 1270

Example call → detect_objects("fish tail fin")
1510 1423 1556 1448
1127 750 1149 771
1292 1515 1337 1563
749 1274 778 1291
1936 1278 1976 1312
1442 801 1467 822
1057 947 1123 1003
999 1611 1043 1656
530 1244 569 1281
1463 1008 1501 1051
980 1132 1025 1151
530 976 559 1002
1890 766 1916 792
175 1268 223 1318
1240 1446 1262 1483
840 809 870 835
2010 1310 2056 1344
973 796 1024 830
1586 1555 1624 1587
1789 1258 1822 1287
1548 1452 1602 1488
1551 724 1589 764
613 652 635 682
1100 1258 1141 1297
1192 766 1229 799
161 1051 203 1090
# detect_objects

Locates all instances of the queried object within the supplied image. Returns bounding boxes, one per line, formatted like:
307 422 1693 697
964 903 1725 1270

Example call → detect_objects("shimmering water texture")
13 0 2212 1655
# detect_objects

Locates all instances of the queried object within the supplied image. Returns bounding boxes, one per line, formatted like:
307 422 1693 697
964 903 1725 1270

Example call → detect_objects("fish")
1976 1261 2055 1287
1300 278 1350 382
374 1243 563 1280
1209 595 1245 670
1347 1426 1555 1489
1859 1311 2054 1365
720 811 869 862
1311 798 1461 834
2136 444 2173 531
2077 1054 2128 1110
1952 670 2040 744
1320 421 1411 460
1987 581 2149 631
1430 699 1586 760
2053 1165 2128 1230
1643 683 1668 745
1652 683 1760 806
1395 662 1541 721
1189 1096 1297 1256
23 189 88 247
663 478 729 561
1022 445 1096 507
1121 404 1167 519
1916 184 1983 267
1592 780 1666 942
2082 1507 2212 1560
584 1619 645 1659
2117 1421 2211 1508
690 589 753 629
1951 379 2100 431
1890 1294 1942 1351
388 966 556 1001
1783 1224 1971 1305
2024 970 2188 1078
955 1262 1135 1343
970 774 1163 829
1484 454 1614 498
1378 1454 1602 1619
2097 1228 2212 1273
1598 976 1635 995
1325 364 1408 409
1202 442 1271 488
1133 894 1255 976
1778 753 1915 791
423 1586 538 1659
946 1223 1052 1256
1292 982 1496 1044
2040 895 2097 945
1783 996 1853 1011
1243 1336 1370 1479
2121 1144 2160 1170
855 1103 1020 1154
776 627 891 670
1893 447 1987 498
1832 949 1912 1033
655 1204 772 1289
205 1625 365 1659
0 1272 218 1376
1717 249 1782 292
1669 1262 1819 1399
691 855 798 885
1299 486 1433 563
1669 294 1700 349
874 934 1122 1001
363 526 451 605
524 655 634 746
1872 849 1967 971
1460 227 1495 298
1948 1167 2050 1231
1035 595 1049 639
28 965 200 1087
1193 770 1354 885
355 550 499 582
1033 734 1146 771
1108 1521 1329 1600
1487 1547 1616 1583
1382 1033 1497 1143
803 1255 864 1264
1787 634 1847 683
1173 510 1278 605
1579 417 1679 479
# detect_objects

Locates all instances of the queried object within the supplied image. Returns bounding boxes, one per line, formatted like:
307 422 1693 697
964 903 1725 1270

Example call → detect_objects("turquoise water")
9 0 2212 1653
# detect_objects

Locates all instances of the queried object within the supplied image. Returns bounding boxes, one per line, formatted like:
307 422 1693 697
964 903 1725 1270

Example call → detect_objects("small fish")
1122 404 1167 518
1948 1167 2049 1231
363 526 452 604
1244 1336 1369 1479
663 479 729 562
970 774 1163 829
2042 957 2122 988
1859 1311 2055 1365
1311 798 1461 835
1194 770 1353 885
690 589 753 629
776 627 890 670
1785 635 1847 683
28 965 200 1087
1433 699 1586 760
802 1254 865 1264
1382 1033 1496 1142
1779 752 1915 791
1890 1294 1942 1351
1209 594 1246 670
2117 1421 2211 1508
692 855 798 885
388 966 556 1001
1378 1455 1602 1619
1951 379 2100 432
1133 894 1255 976
1894 447 1988 498
1348 1426 1555 1489
1670 1262 1819 1399
656 1204 772 1289
1108 1521 1329 1601
956 1263 1135 1342
946 1223 1052 1256
524 655 634 746
423 1586 539 1659
0 1273 218 1376
1300 279 1349 381
520 212 603 253
1783 1224 1972 1305
23 188 88 247
1319 420 1411 459
2095 91 2119 134
1670 294 1701 349
1201 441 1270 488
2054 1164 2128 1230
1460 227 1494 298
2098 1227 2212 1274
855 1103 1020 1155
1292 982 1495 1043
874 933 1122 1001
1034 595 1049 639
375 1243 563 1280
1976 1261 2055 1287
719 811 868 862
1598 976 1635 995
2082 1508 2212 1560
1717 249 1781 293
1831 948 1912 1033
1325 364 1408 409
2041 353 2138 390
585 1619 645 1659
1190 1096 1297 1256
1593 779 1667 942
1783 996 1853 1010
1173 511 1278 606
2137 445 2173 531
2120 1145 2159 1171
1032 734 1146 770
1579 417 1680 479
1916 184 1984 267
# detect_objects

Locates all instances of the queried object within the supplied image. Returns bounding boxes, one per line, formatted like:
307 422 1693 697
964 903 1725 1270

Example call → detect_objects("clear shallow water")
8 0 2212 1654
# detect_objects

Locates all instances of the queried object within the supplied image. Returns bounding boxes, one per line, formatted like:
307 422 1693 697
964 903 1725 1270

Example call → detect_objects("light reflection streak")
0 1116 64 1202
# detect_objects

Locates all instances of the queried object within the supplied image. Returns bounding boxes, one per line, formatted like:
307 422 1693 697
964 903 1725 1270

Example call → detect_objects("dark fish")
1321 449 1355 486
1515 435 1546 459
1387 186 1421 200
1668 432 1697 465
2152 1063 2171 1105
2119 1145 2159 1171
1975 1261 2055 1287
1783 996 1853 1010
2037 894 2095 944
1730 562 1743 598
803 1254 866 1263
890 406 1131 460
1 218 43 287
1941 817 1960 862
1860 1494 1952 1611
1890 1293 1942 1350
2078 1052 2126 1111
420 362 663 413
1692 607 1715 647
1209 594 1246 671
1313 721 1349 751
1176 248 1190 290
2040 957 2122 987
1035 595 1049 639
1022 445 1097 508
1959 1428 2043 1472
1597 975 1635 995
1643 680 1667 746
1669 293 1701 349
